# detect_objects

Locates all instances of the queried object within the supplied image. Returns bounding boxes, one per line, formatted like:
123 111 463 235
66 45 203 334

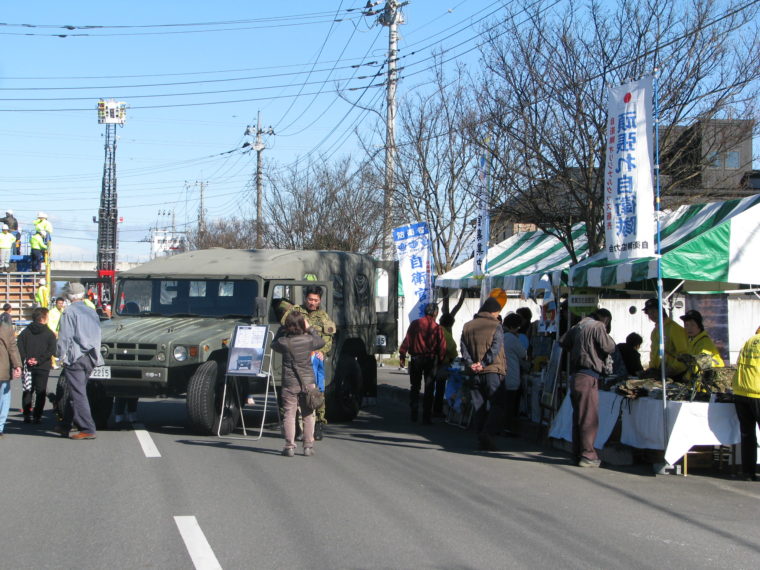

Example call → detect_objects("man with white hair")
56 282 104 440
0 224 14 271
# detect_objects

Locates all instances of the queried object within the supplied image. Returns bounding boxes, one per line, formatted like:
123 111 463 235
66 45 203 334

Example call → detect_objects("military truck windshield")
116 279 258 318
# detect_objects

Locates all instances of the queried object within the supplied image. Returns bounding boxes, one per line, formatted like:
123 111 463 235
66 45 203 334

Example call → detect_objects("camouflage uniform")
281 304 336 424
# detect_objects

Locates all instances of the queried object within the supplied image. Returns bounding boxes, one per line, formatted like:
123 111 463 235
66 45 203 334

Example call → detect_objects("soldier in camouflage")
281 285 336 440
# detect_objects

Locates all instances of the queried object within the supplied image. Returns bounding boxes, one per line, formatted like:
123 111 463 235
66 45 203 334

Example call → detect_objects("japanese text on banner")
604 77 655 260
393 222 432 323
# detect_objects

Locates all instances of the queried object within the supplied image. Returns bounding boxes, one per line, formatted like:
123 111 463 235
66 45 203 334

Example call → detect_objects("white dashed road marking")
133 424 161 458
174 516 223 570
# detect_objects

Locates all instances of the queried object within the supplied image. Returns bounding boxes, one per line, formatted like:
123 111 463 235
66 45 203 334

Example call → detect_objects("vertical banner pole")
653 71 669 453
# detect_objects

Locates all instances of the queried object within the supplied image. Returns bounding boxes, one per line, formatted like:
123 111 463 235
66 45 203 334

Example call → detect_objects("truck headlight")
173 346 188 362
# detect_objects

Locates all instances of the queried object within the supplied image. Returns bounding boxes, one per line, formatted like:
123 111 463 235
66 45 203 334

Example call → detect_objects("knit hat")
488 288 507 308
480 297 502 314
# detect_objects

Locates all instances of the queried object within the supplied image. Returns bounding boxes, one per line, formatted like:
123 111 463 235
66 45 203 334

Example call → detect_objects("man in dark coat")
17 307 57 423
460 297 506 451
560 309 616 467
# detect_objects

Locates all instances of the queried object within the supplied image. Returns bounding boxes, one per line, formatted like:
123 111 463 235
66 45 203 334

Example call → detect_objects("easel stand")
217 330 280 440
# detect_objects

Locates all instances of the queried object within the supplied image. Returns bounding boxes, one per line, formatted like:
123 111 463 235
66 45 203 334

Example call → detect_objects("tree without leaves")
186 217 257 250
360 62 478 314
392 63 481 276
263 156 384 255
473 0 760 259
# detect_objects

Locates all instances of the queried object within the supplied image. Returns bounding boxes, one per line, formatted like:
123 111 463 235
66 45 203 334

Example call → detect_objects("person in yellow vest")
35 278 50 308
733 327 760 481
641 298 689 380
679 309 724 371
83 289 97 311
0 224 15 271
33 212 53 242
29 230 47 272
48 297 65 335
48 297 66 369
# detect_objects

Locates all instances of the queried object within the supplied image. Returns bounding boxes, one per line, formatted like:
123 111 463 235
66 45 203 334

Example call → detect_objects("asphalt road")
1 369 759 569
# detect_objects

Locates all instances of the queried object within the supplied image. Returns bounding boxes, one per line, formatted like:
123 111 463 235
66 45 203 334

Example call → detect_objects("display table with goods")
549 368 760 468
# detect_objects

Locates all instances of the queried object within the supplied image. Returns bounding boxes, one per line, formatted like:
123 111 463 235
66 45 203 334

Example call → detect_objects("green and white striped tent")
435 223 589 291
568 194 760 289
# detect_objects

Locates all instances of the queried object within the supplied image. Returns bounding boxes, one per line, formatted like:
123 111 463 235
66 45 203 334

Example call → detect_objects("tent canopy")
436 223 589 291
568 194 760 289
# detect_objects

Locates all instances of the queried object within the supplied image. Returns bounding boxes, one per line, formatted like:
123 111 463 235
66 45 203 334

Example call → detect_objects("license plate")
90 366 111 379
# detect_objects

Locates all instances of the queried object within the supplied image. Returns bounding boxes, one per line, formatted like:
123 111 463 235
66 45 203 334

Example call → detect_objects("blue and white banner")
604 77 655 260
393 221 432 322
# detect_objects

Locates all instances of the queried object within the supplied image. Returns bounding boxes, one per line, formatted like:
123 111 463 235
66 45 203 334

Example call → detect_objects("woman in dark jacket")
271 311 325 457
17 307 57 423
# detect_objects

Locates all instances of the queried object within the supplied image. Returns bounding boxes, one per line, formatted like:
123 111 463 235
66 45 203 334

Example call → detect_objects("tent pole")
653 71 669 458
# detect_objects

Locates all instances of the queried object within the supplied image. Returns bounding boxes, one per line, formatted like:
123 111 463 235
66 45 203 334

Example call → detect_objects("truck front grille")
104 342 158 363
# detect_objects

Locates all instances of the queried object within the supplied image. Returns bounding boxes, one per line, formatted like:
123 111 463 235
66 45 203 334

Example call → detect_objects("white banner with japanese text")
473 151 490 276
393 221 432 323
604 77 655 260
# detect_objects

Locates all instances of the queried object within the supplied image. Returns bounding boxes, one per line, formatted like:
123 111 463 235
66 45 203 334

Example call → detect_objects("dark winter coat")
17 321 57 372
271 327 325 391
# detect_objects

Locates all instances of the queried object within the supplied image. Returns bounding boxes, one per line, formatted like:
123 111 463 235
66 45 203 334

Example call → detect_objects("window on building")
725 151 740 169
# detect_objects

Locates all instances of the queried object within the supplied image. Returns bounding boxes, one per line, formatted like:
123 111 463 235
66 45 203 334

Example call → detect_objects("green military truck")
93 248 398 434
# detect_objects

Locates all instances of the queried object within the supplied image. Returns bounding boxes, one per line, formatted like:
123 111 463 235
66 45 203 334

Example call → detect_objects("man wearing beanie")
460 297 506 451
56 282 104 440
399 303 447 423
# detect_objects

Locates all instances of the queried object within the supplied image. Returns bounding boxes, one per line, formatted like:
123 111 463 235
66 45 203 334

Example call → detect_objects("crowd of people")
0 210 53 272
0 282 107 439
399 294 760 479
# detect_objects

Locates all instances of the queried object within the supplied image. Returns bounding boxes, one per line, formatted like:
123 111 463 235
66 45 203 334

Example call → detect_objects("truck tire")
327 356 363 422
87 382 114 430
187 360 240 435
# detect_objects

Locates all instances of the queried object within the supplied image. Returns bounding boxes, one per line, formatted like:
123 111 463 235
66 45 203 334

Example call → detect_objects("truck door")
374 260 398 353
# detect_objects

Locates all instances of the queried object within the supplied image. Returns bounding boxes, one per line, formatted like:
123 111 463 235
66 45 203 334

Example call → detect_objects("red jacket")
399 315 446 364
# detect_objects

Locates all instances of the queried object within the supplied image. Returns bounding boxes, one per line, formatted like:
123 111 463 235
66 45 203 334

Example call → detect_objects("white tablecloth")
620 398 760 465
548 391 624 450
550 393 760 466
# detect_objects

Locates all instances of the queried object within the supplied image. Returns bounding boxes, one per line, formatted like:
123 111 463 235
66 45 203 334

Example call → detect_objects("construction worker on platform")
0 210 19 254
33 212 53 243
29 230 47 272
35 278 50 308
0 224 15 271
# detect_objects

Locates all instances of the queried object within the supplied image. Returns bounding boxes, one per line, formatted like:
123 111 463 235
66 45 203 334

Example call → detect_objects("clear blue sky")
0 1 499 262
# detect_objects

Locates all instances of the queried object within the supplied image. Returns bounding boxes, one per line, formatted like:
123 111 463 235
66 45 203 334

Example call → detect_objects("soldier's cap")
1 224 8 230
680 310 703 328
643 298 659 311
64 282 86 300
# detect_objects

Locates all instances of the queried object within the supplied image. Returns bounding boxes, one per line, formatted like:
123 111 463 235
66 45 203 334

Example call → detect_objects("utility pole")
197 180 206 239
244 111 274 249
365 1 406 260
